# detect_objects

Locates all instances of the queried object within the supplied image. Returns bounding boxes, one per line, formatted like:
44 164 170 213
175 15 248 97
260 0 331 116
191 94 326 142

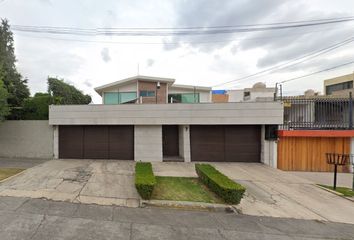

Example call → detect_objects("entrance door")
162 125 179 157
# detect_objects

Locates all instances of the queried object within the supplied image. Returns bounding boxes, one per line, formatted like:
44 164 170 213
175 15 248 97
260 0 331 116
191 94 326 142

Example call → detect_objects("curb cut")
141 199 237 213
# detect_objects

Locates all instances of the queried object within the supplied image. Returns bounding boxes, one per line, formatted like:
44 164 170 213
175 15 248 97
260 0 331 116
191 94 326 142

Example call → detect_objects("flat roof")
170 84 211 91
94 75 176 94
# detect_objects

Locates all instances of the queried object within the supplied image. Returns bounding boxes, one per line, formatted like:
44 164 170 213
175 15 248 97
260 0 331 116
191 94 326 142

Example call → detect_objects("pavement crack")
14 198 30 212
29 214 46 240
129 222 133 240
217 228 228 240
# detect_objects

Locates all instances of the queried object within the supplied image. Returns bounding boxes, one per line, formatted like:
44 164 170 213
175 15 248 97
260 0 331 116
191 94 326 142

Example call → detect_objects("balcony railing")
278 95 353 130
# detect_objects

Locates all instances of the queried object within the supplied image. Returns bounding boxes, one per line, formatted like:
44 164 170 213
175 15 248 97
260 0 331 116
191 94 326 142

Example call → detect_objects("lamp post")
156 81 160 104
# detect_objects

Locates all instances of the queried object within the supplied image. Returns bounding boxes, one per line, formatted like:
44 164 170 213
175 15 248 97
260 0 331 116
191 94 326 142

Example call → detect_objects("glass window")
104 92 137 104
120 92 137 103
104 92 119 104
326 81 353 95
140 91 155 97
168 93 200 103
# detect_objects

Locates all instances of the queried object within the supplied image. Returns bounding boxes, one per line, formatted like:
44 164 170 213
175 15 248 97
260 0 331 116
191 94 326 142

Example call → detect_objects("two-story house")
49 75 282 166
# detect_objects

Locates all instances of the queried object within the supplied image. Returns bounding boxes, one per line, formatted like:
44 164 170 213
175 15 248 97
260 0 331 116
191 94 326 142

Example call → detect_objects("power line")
212 35 354 87
280 60 354 84
10 17 354 37
14 26 336 45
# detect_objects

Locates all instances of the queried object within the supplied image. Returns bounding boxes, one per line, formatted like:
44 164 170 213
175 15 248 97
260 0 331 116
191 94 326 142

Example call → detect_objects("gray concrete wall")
0 120 53 159
49 102 283 125
178 125 191 162
134 125 162 162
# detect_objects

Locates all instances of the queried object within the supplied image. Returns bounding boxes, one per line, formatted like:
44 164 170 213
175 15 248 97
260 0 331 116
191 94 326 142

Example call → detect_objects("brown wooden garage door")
190 125 260 162
59 125 134 160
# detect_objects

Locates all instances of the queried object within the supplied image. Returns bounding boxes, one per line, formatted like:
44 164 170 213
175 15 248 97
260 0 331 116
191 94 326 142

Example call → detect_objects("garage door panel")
191 125 260 162
109 126 134 160
59 126 84 159
59 125 134 160
84 126 109 159
190 126 225 162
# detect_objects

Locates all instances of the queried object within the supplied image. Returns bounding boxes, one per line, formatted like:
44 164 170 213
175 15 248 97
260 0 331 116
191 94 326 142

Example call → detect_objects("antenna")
137 63 140 75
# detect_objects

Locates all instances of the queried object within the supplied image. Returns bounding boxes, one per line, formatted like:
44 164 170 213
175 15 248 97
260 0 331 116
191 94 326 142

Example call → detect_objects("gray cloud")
83 79 93 87
165 0 288 52
146 58 155 67
169 0 353 73
100 48 111 63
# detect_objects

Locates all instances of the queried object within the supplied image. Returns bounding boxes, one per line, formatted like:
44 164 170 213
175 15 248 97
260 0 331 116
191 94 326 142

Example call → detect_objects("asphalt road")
0 196 353 240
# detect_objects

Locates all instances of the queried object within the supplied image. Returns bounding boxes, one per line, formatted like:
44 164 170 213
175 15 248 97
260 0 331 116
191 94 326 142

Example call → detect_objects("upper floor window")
104 92 137 104
140 90 155 97
326 81 353 95
168 93 200 103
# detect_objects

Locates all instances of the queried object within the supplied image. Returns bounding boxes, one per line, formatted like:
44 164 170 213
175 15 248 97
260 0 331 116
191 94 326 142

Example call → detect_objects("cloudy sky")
0 0 354 103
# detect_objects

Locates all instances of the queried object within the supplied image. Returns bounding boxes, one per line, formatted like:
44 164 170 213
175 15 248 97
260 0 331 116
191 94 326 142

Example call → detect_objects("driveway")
152 162 354 224
0 159 140 207
290 171 353 188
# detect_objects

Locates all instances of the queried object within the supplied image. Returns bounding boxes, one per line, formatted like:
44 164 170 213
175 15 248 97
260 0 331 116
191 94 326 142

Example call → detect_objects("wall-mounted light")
157 81 161 89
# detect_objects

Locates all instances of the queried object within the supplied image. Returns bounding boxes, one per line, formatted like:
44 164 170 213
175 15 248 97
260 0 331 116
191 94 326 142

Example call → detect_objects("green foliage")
0 79 9 121
48 77 91 104
135 162 156 200
195 164 246 204
0 19 30 113
152 176 223 203
21 93 52 120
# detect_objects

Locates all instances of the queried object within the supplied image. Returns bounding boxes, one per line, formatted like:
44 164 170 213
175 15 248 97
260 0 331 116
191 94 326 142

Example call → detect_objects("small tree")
0 79 9 121
48 77 91 104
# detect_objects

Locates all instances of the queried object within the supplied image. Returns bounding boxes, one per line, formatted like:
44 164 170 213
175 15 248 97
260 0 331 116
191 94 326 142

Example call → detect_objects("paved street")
0 196 353 240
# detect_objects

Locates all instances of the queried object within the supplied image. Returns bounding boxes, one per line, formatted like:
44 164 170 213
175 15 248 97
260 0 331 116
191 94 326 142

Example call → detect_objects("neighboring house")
94 75 212 104
324 73 354 95
212 83 275 103
48 75 282 166
277 89 354 173
211 90 229 103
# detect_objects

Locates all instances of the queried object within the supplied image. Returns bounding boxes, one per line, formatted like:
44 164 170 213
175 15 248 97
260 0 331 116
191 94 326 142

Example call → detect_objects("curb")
317 185 354 202
141 199 238 213
0 169 26 184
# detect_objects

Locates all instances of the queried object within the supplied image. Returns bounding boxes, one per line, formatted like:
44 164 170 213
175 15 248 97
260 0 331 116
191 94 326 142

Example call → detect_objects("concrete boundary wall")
0 120 53 159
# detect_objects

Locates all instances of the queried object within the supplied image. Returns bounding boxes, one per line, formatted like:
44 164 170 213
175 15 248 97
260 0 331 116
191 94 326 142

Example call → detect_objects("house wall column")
261 125 277 168
134 125 163 162
179 125 191 162
350 138 354 173
53 125 59 159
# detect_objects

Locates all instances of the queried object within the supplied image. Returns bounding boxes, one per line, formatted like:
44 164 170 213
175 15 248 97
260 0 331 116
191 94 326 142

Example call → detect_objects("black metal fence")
278 95 353 130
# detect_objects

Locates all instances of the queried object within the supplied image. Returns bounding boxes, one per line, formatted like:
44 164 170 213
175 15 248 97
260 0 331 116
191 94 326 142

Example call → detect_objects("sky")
0 0 354 103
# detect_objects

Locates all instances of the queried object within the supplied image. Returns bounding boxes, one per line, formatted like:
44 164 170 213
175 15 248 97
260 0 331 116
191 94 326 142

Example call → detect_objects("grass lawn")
318 184 354 197
152 176 223 203
0 168 24 181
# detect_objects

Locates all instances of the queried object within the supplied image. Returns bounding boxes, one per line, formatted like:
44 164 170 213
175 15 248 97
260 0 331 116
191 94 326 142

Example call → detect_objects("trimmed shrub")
135 162 156 200
195 164 246 204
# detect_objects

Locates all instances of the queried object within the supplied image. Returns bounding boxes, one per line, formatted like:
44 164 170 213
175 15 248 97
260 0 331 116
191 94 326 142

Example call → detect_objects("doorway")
162 125 179 158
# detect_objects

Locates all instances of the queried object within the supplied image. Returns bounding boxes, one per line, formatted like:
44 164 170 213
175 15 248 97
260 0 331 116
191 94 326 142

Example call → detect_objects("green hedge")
195 164 245 204
135 162 156 200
